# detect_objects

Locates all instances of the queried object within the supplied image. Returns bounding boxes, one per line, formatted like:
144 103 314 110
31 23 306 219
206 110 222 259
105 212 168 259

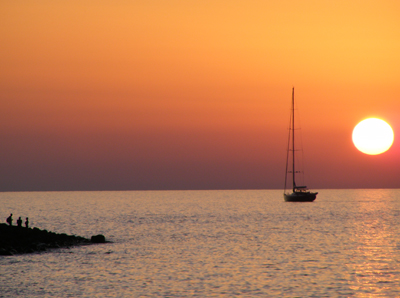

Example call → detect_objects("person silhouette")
6 213 13 226
17 217 22 227
25 217 29 228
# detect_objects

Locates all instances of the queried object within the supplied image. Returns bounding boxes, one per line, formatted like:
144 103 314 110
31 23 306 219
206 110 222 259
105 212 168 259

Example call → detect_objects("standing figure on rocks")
17 217 22 227
25 217 29 228
6 214 12 226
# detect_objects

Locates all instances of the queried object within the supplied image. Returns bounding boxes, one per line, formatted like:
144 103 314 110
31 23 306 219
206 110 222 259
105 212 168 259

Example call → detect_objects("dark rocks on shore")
0 223 109 256
91 234 106 243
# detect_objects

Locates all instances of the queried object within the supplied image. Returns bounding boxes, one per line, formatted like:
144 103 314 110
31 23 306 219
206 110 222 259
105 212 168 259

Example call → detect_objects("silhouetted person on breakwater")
6 214 12 226
17 217 22 227
25 217 29 228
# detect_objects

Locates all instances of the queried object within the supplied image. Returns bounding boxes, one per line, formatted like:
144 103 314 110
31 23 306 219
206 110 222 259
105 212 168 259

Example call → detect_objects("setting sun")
1 1 400 190
352 118 394 155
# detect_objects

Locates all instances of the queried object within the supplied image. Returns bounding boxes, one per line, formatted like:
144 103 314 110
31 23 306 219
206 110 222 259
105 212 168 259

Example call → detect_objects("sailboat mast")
292 87 295 191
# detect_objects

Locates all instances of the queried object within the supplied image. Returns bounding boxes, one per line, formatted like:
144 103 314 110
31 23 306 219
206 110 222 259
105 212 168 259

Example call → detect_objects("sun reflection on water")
349 190 399 297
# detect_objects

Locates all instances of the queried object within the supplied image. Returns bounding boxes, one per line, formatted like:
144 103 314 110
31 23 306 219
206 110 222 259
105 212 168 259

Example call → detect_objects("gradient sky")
1 0 400 191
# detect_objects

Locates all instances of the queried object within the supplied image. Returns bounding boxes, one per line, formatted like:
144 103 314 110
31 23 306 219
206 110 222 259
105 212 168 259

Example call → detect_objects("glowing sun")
352 118 394 155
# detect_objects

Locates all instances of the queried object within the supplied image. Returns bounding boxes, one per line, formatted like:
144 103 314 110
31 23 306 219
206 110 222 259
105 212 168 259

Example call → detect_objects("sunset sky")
1 0 399 191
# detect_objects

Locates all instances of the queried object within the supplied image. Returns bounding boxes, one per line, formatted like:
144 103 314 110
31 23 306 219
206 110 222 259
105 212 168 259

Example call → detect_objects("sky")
1 0 400 191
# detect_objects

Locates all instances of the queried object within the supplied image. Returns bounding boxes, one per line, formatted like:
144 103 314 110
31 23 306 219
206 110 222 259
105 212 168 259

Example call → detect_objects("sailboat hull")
284 192 317 202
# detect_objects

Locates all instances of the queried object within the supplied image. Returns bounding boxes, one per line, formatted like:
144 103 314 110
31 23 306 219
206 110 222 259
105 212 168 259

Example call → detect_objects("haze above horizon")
1 1 399 191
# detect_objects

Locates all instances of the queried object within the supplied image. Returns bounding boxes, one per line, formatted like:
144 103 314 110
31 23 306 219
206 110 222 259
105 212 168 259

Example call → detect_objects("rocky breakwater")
0 223 108 256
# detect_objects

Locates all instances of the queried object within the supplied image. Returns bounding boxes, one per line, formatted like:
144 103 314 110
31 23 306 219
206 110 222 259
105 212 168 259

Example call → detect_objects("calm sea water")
1 189 400 297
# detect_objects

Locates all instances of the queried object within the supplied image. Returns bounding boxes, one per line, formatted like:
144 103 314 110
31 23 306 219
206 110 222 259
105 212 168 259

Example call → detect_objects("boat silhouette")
283 88 318 202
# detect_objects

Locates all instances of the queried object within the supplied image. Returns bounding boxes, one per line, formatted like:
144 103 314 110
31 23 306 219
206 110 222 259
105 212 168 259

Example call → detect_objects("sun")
352 118 394 155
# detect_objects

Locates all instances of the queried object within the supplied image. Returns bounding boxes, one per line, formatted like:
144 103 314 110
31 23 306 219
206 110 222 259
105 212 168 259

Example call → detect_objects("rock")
0 248 13 256
0 223 108 255
91 234 106 243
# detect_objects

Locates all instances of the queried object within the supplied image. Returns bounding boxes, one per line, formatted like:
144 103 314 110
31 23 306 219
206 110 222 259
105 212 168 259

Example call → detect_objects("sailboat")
284 88 318 202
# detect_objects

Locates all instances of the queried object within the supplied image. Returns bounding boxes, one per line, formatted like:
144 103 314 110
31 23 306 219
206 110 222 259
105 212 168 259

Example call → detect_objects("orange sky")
1 1 399 191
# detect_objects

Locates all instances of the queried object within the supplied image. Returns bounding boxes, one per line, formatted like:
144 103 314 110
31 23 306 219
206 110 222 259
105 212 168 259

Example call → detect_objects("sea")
1 189 400 297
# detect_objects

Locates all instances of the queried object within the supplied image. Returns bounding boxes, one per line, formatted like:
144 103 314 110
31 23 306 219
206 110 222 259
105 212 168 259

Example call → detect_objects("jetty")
0 223 108 256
